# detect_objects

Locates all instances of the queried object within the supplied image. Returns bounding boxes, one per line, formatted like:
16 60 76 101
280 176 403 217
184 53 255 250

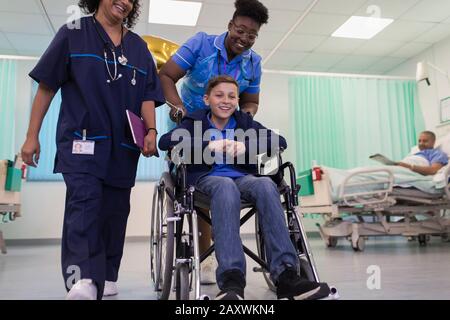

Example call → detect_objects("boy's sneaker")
66 279 97 300
214 270 245 300
276 269 330 300
103 281 118 297
215 288 244 300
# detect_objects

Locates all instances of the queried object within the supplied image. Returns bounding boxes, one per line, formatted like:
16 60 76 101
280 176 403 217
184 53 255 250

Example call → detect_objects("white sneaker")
66 279 97 300
201 254 217 285
103 281 118 297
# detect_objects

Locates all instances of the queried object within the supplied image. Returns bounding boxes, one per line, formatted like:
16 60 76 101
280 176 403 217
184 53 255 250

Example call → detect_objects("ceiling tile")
0 31 14 50
0 12 52 35
415 23 450 44
297 52 347 68
354 0 421 19
313 0 368 15
294 13 349 36
0 48 18 55
332 55 383 70
264 50 309 69
314 37 366 54
352 39 405 56
257 0 311 11
5 33 53 56
41 0 81 16
374 20 436 42
279 34 327 52
266 9 308 33
401 0 450 23
251 32 283 51
363 56 407 74
390 42 430 58
0 0 41 14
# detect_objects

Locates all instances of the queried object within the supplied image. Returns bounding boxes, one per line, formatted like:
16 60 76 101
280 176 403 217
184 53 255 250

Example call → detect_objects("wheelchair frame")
150 148 338 300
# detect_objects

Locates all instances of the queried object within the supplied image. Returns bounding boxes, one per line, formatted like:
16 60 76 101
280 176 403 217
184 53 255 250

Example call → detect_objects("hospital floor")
0 236 449 300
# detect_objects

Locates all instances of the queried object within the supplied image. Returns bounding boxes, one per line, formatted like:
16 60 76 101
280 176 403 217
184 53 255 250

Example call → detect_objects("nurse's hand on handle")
21 136 40 167
142 131 157 157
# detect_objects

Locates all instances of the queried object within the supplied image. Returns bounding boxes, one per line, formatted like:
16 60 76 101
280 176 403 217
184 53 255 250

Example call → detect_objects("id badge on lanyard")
72 129 95 155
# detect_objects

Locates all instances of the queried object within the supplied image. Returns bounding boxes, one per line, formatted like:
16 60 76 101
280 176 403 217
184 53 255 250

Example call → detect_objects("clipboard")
126 110 159 157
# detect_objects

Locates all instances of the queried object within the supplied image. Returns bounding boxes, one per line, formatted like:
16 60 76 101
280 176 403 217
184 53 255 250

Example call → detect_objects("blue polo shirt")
29 16 165 188
415 148 448 165
206 113 247 179
171 31 262 113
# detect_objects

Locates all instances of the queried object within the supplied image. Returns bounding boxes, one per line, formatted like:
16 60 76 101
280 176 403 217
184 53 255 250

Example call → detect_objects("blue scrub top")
29 16 165 188
171 31 262 113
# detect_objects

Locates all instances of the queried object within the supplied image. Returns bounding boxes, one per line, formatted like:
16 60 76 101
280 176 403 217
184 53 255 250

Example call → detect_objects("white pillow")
401 155 430 166
409 145 420 155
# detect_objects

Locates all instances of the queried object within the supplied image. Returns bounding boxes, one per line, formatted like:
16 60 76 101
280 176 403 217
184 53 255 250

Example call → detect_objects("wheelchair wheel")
175 264 190 300
150 172 175 300
254 213 277 292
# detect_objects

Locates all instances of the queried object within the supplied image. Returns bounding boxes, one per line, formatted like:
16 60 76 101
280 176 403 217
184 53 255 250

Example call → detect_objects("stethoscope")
92 15 137 86
216 50 254 82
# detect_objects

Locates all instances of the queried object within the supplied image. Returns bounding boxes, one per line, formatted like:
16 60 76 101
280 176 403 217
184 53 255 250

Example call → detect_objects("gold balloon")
142 35 180 72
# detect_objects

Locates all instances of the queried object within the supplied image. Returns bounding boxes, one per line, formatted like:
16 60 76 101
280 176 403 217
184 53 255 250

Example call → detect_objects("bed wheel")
327 237 338 248
418 234 429 246
352 237 365 252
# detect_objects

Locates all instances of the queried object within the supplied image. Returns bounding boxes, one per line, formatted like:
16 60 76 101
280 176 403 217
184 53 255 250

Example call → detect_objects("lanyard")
216 51 254 82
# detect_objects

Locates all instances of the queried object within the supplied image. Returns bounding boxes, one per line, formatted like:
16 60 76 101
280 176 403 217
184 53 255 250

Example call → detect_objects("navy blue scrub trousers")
62 173 131 299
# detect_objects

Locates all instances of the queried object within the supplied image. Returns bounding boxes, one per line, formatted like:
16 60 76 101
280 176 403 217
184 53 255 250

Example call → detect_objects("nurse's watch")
146 128 158 135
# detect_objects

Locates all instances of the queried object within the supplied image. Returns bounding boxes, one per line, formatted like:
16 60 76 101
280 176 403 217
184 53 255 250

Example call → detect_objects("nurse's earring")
131 69 136 86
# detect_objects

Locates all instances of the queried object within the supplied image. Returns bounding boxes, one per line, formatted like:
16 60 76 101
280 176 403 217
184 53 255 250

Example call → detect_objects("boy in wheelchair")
159 75 330 300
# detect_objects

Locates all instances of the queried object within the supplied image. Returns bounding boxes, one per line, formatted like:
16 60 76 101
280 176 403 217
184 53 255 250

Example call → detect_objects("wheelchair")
150 146 339 300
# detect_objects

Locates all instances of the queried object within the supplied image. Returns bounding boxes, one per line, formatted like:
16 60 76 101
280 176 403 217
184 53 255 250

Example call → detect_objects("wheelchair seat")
193 189 254 210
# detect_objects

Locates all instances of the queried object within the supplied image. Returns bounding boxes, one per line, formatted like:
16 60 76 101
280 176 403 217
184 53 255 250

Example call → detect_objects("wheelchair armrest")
166 144 186 166
256 148 284 176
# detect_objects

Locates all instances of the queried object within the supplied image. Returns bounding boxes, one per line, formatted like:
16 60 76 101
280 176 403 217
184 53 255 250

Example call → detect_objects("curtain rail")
262 68 414 80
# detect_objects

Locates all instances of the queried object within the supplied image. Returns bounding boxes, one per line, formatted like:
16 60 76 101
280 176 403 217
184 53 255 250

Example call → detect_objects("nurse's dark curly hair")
232 0 269 26
78 0 141 29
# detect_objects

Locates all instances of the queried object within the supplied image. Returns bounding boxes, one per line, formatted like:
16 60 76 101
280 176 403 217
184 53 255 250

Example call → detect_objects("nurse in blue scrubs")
159 0 269 284
21 0 164 300
159 0 269 119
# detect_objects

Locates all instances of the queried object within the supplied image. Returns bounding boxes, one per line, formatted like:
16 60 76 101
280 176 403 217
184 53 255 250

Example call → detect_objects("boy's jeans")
196 174 298 290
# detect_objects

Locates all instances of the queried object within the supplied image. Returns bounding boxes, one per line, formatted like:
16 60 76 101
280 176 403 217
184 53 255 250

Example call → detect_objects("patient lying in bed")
396 131 448 176
325 131 450 202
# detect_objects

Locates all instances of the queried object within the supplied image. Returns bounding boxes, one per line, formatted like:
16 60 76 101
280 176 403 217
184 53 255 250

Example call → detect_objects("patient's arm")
397 162 444 176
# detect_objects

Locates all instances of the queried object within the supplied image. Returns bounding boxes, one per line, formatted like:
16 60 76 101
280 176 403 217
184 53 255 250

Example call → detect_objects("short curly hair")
232 0 269 26
78 0 141 29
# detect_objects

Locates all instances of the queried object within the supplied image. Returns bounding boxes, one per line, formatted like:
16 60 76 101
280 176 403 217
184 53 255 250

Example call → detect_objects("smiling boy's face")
203 82 239 121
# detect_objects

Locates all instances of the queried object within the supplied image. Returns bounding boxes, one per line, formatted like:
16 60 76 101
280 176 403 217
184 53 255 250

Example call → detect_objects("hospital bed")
299 164 450 252
0 159 23 254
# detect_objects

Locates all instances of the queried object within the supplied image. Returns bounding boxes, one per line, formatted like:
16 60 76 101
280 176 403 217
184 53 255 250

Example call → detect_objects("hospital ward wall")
4 66 320 240
388 34 450 136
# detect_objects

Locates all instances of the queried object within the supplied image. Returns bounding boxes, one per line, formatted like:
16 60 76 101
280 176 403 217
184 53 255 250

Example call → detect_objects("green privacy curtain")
289 76 424 172
0 59 17 161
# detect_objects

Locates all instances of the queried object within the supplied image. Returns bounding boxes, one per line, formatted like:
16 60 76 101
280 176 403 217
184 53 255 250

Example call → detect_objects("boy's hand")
208 140 227 153
225 140 246 157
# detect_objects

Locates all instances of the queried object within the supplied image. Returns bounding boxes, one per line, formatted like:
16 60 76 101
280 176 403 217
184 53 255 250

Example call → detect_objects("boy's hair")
205 75 239 95
232 0 269 26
